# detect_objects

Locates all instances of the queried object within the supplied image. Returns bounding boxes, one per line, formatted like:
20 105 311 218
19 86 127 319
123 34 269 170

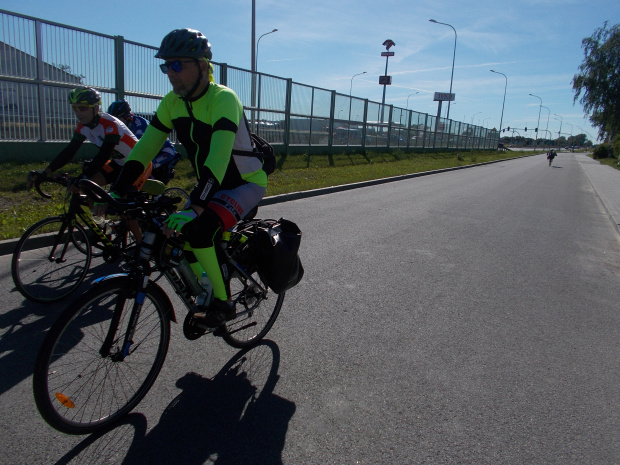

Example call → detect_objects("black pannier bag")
250 218 304 294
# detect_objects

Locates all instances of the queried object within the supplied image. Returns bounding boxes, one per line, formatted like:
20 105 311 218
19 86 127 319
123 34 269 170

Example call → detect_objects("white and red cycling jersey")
74 112 138 165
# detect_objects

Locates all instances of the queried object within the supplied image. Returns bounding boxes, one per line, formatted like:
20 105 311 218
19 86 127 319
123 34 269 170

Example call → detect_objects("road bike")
11 174 188 304
33 180 290 435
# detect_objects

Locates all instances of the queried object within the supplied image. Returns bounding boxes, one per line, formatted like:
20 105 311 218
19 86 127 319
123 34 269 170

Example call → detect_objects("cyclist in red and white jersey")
28 87 151 189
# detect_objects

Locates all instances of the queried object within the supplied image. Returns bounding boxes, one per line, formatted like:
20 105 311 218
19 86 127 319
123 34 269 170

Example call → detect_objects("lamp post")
406 92 419 110
256 28 278 72
566 122 574 150
528 93 542 147
541 105 550 145
471 111 482 125
348 71 366 145
429 19 457 120
554 113 563 147
251 0 256 73
250 28 277 132
490 70 507 139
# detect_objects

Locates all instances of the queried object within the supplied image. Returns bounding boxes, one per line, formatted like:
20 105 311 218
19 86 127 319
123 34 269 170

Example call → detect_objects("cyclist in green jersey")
112 28 268 327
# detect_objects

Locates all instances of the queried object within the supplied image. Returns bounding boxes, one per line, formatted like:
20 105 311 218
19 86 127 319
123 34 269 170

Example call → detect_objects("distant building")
1 41 83 140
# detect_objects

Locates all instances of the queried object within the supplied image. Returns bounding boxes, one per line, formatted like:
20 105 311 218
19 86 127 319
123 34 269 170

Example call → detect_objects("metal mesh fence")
0 9 498 150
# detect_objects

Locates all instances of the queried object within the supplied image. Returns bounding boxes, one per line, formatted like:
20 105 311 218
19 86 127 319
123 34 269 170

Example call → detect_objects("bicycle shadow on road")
54 340 296 465
0 260 124 396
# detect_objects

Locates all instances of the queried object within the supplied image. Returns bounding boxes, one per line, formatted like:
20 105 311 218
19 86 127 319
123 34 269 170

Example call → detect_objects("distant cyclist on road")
546 149 557 166
107 99 181 184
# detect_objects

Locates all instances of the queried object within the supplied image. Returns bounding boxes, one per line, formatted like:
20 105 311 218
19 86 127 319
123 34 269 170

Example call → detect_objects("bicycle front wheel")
32 279 171 435
223 268 285 349
12 216 91 304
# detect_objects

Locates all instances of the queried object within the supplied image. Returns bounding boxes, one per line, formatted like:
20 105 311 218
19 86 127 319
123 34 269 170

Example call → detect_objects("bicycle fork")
48 218 75 263
99 283 146 362
100 232 157 361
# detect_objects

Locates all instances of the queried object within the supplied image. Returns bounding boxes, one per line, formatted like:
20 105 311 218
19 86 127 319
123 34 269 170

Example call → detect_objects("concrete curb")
1 154 529 257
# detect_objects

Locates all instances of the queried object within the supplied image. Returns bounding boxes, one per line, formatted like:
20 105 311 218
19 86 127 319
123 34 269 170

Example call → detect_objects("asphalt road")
1 152 619 464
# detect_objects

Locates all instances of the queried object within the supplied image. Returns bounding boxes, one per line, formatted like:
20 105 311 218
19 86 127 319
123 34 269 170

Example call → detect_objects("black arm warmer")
47 138 84 173
189 165 221 208
82 139 118 178
111 160 147 196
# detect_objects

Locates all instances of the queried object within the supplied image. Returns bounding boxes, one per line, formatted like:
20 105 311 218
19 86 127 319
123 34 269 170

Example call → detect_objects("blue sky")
4 0 620 142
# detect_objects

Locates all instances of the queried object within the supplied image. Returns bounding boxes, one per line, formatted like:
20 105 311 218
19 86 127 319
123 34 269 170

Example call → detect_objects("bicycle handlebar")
77 179 139 212
29 172 72 199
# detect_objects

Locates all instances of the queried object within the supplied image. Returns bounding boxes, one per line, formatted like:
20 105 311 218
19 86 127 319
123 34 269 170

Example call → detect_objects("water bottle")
176 258 203 296
139 231 157 260
196 272 213 307
91 212 106 229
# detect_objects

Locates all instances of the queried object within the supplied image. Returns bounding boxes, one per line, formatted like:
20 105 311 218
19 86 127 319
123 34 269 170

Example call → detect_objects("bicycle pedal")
182 313 209 340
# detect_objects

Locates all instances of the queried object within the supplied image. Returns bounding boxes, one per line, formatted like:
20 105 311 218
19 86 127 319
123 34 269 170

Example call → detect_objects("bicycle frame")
91 219 270 354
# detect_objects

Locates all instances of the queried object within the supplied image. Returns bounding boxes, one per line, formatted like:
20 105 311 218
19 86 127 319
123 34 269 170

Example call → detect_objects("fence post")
328 90 336 159
35 20 47 142
406 110 412 150
361 99 368 150
386 105 393 148
422 114 429 150
114 35 125 99
284 78 292 156
219 63 228 87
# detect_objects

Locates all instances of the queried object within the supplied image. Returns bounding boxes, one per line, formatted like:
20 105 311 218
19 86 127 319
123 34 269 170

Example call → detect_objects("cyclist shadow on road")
55 340 296 465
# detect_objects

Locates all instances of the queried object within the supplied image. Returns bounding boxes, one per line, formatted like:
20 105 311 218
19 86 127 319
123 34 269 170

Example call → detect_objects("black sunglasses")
159 59 197 74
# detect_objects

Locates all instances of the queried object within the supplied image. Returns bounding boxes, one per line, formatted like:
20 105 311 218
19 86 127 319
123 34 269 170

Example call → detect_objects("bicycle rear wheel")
222 267 284 349
11 216 91 304
32 279 171 435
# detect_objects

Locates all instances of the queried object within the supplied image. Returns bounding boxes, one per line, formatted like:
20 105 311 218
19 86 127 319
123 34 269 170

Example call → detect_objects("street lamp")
430 19 457 120
256 28 278 72
528 93 542 147
554 113 563 146
490 70 507 137
541 105 550 144
349 72 367 99
348 71 366 144
406 92 419 110
471 111 482 125
566 122 574 150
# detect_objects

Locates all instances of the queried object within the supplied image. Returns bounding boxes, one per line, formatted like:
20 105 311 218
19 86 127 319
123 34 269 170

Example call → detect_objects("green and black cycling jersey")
115 82 266 206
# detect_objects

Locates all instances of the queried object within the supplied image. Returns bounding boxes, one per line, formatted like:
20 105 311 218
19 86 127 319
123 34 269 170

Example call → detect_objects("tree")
572 22 620 142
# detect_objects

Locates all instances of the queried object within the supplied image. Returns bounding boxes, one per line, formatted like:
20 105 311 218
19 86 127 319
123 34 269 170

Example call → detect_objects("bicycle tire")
222 267 285 349
11 216 91 304
32 278 171 435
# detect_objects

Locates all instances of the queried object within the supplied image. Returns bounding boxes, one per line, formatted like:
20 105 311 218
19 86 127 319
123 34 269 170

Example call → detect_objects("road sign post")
380 40 395 123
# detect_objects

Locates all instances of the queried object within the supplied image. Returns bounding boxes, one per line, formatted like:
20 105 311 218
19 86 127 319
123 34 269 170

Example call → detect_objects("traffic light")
524 127 527 132
535 128 538 133
507 126 510 131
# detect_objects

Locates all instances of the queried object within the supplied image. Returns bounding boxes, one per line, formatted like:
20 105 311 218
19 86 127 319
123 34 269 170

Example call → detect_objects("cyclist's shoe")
193 299 236 327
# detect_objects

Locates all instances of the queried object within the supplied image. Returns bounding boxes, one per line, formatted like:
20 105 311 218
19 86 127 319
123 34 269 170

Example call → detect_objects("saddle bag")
250 218 304 294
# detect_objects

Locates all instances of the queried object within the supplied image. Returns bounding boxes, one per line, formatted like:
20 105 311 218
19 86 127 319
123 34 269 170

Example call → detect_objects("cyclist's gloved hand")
164 208 198 233
27 169 46 188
